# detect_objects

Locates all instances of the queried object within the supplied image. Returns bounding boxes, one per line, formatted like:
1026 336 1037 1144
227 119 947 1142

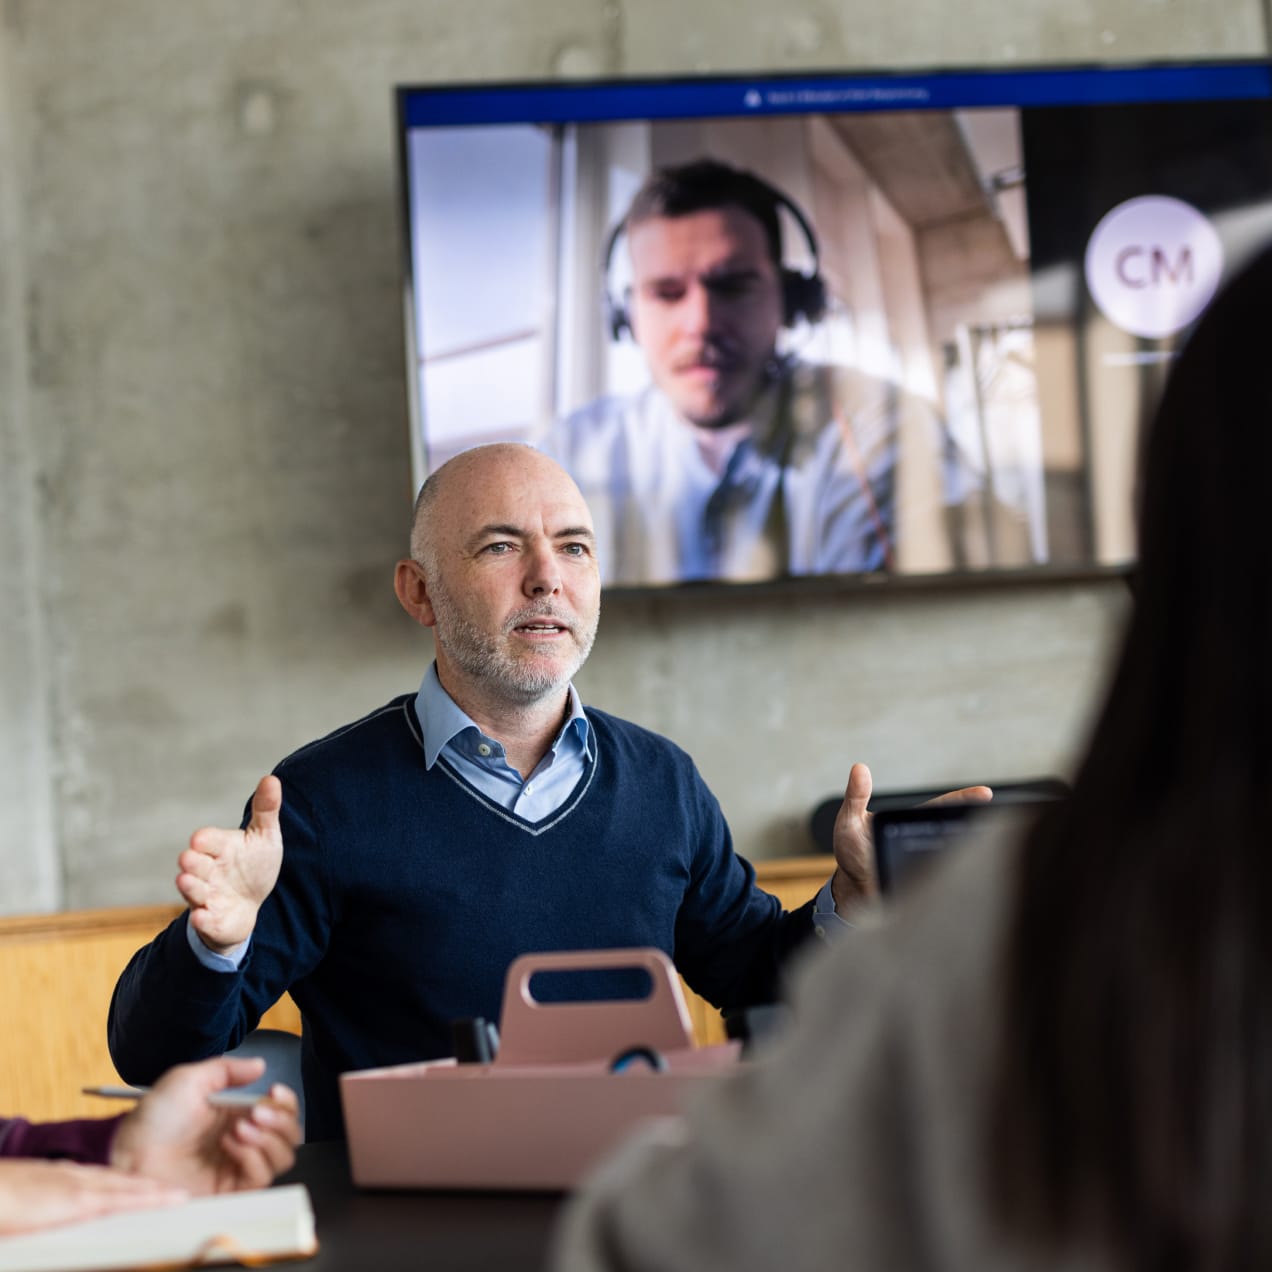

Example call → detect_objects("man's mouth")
507 611 573 639
673 346 737 376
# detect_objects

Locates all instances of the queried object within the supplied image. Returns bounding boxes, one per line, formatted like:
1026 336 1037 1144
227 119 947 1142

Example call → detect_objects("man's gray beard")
431 590 598 705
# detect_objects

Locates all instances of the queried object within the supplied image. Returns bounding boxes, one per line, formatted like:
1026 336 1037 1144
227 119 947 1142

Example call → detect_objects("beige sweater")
553 830 1114 1272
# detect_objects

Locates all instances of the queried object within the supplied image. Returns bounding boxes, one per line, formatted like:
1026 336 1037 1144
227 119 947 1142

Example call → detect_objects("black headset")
602 174 828 341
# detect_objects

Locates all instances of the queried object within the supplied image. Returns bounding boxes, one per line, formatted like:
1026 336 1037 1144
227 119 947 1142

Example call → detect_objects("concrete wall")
0 0 1262 912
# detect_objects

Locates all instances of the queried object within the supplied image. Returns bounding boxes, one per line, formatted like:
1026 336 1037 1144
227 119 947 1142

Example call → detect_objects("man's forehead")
627 206 771 267
466 512 594 540
442 468 593 534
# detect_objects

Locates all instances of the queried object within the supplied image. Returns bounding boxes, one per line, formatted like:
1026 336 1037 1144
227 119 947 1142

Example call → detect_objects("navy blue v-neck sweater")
109 695 816 1140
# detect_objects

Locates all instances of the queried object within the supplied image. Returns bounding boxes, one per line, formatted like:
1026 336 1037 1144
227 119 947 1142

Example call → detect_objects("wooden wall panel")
0 905 300 1123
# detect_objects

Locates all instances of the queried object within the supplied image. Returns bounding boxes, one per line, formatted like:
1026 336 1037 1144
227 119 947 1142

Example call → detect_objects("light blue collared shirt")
417 665 593 821
187 666 595 971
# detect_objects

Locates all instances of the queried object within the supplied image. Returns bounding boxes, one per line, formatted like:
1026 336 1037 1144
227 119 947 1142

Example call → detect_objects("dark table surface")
277 1141 566 1272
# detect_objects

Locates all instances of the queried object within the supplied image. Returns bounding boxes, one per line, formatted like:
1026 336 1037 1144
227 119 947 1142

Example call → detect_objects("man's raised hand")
830 763 993 915
176 776 283 954
830 762 877 913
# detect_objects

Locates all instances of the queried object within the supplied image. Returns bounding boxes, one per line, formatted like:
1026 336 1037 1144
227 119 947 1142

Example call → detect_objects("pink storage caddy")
341 947 741 1190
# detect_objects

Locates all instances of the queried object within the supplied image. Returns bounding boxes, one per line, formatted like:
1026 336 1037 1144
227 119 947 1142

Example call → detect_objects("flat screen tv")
396 61 1272 592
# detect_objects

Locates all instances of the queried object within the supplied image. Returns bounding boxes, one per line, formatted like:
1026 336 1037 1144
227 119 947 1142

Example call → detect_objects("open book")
0 1182 316 1272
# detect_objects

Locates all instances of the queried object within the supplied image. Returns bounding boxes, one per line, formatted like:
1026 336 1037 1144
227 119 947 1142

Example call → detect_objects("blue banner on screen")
401 63 1272 127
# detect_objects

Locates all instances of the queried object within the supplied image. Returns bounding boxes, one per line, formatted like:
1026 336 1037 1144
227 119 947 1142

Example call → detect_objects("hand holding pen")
0 1058 301 1236
106 1056 301 1194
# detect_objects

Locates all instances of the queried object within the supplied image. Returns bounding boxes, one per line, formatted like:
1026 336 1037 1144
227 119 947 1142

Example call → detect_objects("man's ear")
394 559 437 629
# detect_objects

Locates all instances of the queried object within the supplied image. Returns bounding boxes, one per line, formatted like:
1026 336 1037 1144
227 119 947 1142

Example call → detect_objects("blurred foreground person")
0 1057 300 1235
553 246 1272 1271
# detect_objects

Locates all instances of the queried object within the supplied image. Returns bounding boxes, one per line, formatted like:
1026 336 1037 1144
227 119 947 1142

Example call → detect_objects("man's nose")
679 281 721 337
523 543 562 596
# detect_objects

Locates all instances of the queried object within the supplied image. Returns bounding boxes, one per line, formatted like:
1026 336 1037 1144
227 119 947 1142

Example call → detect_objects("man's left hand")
830 763 992 914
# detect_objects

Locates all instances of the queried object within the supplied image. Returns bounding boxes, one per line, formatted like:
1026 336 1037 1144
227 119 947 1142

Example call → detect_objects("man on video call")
539 157 915 587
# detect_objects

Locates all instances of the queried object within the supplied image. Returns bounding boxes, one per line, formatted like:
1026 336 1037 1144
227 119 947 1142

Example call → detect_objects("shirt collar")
415 663 592 769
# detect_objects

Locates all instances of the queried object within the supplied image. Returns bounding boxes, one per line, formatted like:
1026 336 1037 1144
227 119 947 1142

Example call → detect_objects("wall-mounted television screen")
396 62 1272 591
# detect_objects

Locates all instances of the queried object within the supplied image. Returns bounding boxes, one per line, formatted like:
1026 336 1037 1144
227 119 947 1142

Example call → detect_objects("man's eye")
707 275 756 300
647 282 686 304
561 543 589 557
483 542 513 555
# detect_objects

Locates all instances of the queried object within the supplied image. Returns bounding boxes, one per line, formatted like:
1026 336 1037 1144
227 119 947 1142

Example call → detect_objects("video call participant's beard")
670 345 788 431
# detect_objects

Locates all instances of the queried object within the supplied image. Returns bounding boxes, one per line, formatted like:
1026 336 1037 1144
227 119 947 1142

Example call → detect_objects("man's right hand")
176 776 284 955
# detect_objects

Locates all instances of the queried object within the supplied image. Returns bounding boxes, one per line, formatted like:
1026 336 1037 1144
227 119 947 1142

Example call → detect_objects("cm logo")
1084 195 1223 339
1115 244 1195 289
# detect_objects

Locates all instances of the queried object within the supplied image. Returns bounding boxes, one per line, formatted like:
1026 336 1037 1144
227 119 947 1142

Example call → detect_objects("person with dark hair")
540 157 920 586
550 246 1272 1269
0 1057 301 1235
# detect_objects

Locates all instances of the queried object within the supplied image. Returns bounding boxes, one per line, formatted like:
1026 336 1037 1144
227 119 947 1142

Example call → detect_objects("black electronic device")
872 781 1066 894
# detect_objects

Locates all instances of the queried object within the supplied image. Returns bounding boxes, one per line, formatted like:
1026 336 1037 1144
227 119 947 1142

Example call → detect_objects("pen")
81 1083 266 1108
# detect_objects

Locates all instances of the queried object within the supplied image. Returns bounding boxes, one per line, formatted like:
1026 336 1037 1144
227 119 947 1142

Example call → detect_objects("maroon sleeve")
0 1114 123 1164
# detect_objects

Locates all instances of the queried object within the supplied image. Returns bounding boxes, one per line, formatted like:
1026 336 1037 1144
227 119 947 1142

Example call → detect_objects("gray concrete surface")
0 0 1260 911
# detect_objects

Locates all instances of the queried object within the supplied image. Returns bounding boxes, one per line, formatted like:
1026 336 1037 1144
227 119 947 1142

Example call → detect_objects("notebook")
0 1182 317 1272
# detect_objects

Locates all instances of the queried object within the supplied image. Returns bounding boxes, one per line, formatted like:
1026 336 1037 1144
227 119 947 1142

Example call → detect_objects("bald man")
108 445 931 1141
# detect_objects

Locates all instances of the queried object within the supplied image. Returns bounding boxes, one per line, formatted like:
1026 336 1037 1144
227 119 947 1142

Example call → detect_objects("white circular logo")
1084 195 1224 339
